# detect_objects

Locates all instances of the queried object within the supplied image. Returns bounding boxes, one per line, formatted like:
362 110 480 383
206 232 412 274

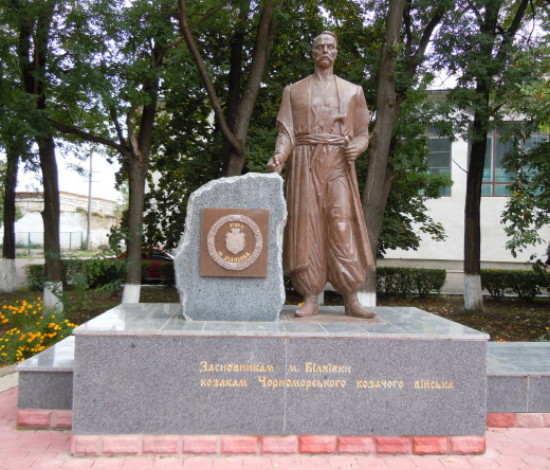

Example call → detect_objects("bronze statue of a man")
268 31 375 318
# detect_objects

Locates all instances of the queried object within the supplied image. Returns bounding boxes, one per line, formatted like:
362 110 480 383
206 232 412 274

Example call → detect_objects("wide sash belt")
295 133 346 146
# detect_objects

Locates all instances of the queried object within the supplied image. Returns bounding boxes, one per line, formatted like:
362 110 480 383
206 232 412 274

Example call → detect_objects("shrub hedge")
377 267 446 297
26 258 174 291
481 269 549 301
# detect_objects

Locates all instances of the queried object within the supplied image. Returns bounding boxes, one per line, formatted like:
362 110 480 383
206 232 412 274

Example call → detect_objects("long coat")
274 74 375 275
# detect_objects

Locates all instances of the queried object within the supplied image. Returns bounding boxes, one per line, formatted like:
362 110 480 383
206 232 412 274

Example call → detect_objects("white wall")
384 136 549 267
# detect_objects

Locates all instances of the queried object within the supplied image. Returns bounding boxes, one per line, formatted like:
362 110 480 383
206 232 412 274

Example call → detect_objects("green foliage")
26 257 175 290
26 259 125 291
502 140 550 257
0 298 76 366
481 269 548 302
159 262 175 287
499 47 550 257
377 267 446 297
376 86 451 254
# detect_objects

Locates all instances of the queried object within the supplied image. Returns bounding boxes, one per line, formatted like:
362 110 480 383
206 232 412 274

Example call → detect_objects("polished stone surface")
71 304 488 436
17 336 75 410
488 342 550 375
17 336 75 372
18 318 550 416
173 173 287 322
487 342 550 412
73 304 489 340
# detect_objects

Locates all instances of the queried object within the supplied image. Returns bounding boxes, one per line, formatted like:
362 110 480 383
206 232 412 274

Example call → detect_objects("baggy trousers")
289 144 366 298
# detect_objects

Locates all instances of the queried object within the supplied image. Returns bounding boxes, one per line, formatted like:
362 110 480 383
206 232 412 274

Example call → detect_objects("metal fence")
0 231 85 254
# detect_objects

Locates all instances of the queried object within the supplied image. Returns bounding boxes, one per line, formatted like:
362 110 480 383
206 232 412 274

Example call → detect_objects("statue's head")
312 31 338 69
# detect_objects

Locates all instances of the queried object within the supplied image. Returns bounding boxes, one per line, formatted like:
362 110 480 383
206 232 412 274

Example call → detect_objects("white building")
383 125 549 270
2 192 120 250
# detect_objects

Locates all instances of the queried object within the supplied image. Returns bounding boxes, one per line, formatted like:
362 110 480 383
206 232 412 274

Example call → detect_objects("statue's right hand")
267 155 284 174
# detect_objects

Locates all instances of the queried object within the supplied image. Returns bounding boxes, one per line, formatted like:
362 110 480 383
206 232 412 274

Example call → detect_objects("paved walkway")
1 382 550 469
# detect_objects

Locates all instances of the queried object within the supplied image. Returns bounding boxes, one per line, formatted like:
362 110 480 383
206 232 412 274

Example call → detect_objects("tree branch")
175 0 244 155
402 1 413 60
407 6 446 78
494 0 531 65
109 106 127 148
49 118 129 156
126 103 140 156
465 0 483 25
191 1 231 31
234 0 279 138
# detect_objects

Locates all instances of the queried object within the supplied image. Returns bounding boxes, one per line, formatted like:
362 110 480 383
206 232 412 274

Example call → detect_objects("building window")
427 136 452 196
482 131 549 196
482 132 513 196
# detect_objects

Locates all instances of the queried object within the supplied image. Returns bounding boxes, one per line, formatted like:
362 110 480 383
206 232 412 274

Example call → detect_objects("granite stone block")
174 173 286 321
17 371 73 410
72 335 287 435
487 376 528 412
72 305 487 437
283 338 487 436
527 377 550 412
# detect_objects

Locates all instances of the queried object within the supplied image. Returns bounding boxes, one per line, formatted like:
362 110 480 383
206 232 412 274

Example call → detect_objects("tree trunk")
359 0 406 306
122 153 147 303
39 135 63 311
178 0 278 177
17 3 63 310
0 149 19 292
464 89 490 312
463 1 502 312
121 50 163 302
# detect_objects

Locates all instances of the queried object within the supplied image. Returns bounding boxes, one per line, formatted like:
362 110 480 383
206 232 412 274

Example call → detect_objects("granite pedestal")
70 304 488 437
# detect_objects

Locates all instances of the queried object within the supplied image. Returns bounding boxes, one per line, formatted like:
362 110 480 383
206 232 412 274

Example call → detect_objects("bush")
481 269 547 301
26 259 125 292
377 267 446 297
0 298 76 366
159 262 175 287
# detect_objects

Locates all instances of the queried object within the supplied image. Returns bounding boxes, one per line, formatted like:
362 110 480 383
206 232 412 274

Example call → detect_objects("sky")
16 150 122 203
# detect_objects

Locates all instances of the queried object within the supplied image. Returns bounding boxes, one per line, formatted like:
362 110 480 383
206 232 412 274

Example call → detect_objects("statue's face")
312 34 337 69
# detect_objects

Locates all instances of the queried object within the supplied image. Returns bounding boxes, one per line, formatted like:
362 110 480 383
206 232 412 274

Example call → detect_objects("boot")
296 294 319 317
344 293 376 319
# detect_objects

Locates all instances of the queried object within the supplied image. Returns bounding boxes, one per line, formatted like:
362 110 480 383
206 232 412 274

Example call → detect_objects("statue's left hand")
343 138 363 162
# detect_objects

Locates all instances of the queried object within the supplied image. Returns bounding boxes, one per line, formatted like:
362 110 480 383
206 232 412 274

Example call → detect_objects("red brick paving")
2 386 550 469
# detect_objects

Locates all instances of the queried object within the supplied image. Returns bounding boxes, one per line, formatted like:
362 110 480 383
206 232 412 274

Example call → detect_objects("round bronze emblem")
207 214 263 271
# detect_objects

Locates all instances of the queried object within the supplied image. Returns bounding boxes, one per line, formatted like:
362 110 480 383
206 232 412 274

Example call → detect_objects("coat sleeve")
273 85 295 162
352 86 370 153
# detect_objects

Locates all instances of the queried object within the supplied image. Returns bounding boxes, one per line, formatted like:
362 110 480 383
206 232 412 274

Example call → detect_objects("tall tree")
3 0 63 307
437 0 541 311
49 0 175 302
357 0 451 305
176 0 282 176
0 7 31 293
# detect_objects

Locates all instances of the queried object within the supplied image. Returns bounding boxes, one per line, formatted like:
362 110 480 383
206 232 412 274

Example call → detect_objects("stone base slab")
71 305 488 437
70 433 486 456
